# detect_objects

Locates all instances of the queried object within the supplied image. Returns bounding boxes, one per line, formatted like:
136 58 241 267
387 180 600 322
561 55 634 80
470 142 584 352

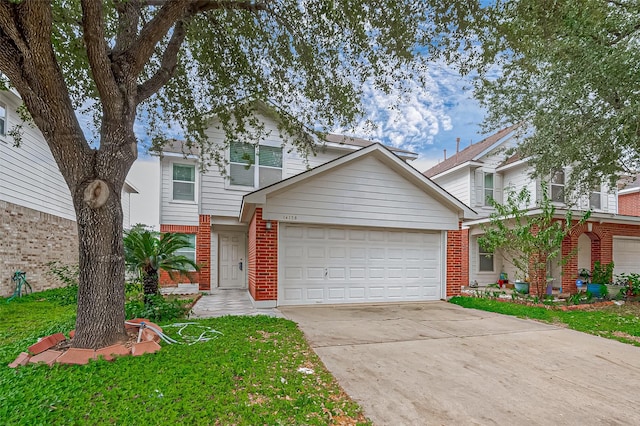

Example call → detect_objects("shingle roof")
324 133 416 156
498 152 522 168
157 134 417 157
423 124 520 178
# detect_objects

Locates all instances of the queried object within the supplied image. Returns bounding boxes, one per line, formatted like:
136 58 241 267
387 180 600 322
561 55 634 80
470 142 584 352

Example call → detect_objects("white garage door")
279 224 443 305
613 237 640 276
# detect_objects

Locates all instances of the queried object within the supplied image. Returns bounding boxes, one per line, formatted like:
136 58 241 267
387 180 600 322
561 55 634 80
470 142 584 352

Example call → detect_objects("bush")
125 293 191 322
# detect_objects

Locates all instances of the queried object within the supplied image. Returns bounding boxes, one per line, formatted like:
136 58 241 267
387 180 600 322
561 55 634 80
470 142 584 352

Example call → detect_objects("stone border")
8 318 163 368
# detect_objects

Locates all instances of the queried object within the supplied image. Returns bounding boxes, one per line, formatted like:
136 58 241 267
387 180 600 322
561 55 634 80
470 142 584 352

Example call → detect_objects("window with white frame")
0 103 6 136
589 184 602 210
478 241 494 272
483 172 494 206
550 170 565 203
229 141 282 188
172 163 196 202
175 234 196 270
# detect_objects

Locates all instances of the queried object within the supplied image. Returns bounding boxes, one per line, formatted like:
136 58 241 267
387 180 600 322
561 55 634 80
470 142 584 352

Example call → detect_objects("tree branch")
136 20 186 104
80 0 120 111
114 0 143 53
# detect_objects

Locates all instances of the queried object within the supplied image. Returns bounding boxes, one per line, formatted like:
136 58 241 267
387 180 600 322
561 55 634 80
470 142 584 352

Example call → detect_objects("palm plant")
124 228 199 297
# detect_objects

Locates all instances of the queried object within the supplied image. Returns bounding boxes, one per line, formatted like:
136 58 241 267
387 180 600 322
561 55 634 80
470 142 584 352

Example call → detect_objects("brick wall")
196 215 211 291
560 221 640 293
247 208 278 301
0 200 78 297
158 223 200 287
618 192 640 216
446 223 464 297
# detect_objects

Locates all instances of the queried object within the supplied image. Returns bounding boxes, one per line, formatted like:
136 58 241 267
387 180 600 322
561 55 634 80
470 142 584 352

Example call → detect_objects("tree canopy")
0 0 458 348
451 0 640 194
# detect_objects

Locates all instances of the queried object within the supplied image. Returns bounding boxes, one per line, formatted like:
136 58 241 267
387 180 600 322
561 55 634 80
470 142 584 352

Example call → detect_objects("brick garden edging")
8 318 163 368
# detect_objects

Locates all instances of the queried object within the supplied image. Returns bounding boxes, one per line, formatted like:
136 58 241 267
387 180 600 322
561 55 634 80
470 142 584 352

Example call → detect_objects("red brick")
96 344 130 361
8 352 31 368
29 350 63 366
131 340 161 356
28 333 65 355
56 348 97 365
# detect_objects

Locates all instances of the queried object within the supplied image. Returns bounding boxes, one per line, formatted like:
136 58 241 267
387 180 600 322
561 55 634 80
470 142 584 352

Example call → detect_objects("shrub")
125 294 191 322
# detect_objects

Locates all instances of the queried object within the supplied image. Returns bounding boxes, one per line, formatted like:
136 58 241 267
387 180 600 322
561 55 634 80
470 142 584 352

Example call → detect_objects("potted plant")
514 272 530 294
588 261 614 298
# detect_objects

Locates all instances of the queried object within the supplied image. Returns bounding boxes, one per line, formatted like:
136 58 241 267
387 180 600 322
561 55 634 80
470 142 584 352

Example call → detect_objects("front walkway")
188 289 283 318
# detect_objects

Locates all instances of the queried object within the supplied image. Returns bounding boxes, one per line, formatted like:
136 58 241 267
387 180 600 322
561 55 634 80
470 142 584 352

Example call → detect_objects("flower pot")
587 283 604 297
514 281 529 294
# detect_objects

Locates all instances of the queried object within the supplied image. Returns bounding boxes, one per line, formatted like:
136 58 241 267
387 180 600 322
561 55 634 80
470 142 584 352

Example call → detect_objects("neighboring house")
618 178 640 217
425 125 640 293
0 89 139 297
156 107 475 307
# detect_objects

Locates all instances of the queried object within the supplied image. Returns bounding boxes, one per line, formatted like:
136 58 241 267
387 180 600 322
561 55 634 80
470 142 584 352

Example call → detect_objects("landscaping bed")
1 289 370 425
450 296 640 347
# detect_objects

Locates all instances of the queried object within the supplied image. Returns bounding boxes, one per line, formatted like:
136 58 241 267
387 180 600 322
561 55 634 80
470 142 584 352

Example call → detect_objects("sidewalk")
188 289 283 319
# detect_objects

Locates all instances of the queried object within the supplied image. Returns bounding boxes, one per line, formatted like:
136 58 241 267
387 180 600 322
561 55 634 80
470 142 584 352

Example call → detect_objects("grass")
0 289 370 425
450 296 640 346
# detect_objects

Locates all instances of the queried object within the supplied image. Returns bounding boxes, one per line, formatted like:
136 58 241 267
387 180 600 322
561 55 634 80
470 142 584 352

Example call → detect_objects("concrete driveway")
280 302 640 425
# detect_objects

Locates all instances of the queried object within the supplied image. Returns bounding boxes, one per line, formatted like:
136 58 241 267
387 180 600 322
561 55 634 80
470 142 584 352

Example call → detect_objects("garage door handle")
324 268 327 278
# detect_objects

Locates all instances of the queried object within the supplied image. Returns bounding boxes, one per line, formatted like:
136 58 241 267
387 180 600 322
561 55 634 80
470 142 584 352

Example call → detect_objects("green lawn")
0 290 369 425
450 296 640 346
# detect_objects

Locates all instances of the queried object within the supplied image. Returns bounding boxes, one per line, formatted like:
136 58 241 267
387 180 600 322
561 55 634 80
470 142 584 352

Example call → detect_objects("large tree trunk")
72 175 129 349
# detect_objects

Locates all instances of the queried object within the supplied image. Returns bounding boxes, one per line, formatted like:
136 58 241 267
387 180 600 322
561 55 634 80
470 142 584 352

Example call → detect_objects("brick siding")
0 201 78 297
618 192 640 216
248 208 278 301
560 221 640 293
446 223 464 297
158 223 201 287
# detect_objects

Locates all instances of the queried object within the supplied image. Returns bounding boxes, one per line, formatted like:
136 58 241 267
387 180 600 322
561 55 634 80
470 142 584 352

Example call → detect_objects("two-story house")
156 105 475 307
0 89 139 297
425 125 640 293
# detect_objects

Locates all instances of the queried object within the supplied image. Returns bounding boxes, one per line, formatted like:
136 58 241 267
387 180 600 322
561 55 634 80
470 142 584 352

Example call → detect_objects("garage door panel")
613 237 640 276
280 224 442 305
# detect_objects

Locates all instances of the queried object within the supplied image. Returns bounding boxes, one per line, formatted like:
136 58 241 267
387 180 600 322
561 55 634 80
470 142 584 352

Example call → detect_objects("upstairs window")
483 173 494 206
229 141 282 188
590 185 602 210
550 170 565 203
0 103 6 136
172 163 196 202
478 241 494 272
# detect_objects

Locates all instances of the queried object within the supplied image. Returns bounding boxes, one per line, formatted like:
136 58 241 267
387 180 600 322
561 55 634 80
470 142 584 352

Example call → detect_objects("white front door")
219 231 246 288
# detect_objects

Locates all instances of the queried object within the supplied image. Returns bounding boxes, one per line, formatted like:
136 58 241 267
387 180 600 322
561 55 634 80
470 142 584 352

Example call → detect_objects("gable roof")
423 124 520 178
155 133 417 160
240 143 476 222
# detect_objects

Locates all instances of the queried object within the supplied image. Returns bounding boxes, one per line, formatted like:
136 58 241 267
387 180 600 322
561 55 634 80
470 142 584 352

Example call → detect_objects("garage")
240 144 475 307
613 236 640 276
279 224 443 305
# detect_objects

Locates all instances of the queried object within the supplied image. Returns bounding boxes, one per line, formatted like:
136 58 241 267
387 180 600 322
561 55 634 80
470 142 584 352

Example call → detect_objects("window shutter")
493 173 503 204
474 169 484 207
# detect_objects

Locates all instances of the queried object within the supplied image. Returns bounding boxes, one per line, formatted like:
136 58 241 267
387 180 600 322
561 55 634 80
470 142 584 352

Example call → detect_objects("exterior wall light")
265 220 272 231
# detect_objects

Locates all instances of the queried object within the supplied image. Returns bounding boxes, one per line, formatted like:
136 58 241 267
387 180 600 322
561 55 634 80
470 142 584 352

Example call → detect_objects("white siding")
264 156 459 230
0 92 75 220
502 164 537 208
198 113 344 218
159 157 199 226
432 169 469 205
121 189 131 229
